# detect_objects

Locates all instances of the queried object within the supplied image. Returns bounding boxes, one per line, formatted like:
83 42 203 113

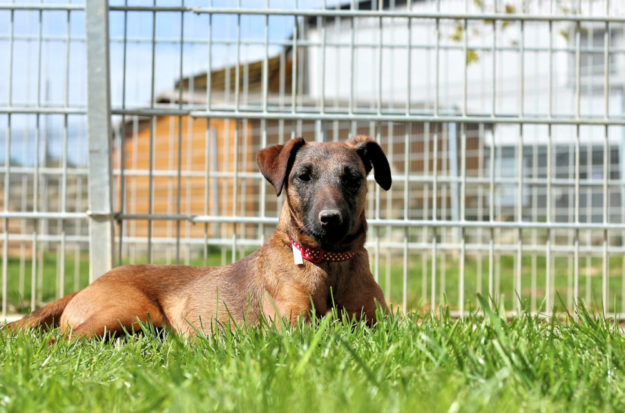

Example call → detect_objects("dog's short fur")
4 136 391 337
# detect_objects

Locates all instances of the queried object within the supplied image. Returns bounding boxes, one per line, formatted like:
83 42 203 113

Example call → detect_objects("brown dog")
5 136 391 337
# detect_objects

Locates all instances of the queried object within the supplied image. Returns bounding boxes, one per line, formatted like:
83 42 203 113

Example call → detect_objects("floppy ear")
256 138 306 196
348 135 392 190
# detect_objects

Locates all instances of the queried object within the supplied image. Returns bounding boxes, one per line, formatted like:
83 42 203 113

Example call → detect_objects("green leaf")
466 49 479 65
294 314 331 375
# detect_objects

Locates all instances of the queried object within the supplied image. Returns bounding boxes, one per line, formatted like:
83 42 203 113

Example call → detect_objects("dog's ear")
348 135 392 190
257 137 306 196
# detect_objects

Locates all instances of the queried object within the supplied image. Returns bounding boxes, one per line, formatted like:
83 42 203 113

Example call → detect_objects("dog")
4 136 392 337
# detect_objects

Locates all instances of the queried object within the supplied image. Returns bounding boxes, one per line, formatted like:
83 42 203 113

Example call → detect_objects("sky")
0 0 328 166
1 0 623 166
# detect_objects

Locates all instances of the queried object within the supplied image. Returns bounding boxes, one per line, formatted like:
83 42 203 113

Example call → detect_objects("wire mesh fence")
1 0 625 319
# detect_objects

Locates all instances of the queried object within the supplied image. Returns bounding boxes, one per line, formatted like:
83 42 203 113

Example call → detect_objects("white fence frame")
1 0 624 319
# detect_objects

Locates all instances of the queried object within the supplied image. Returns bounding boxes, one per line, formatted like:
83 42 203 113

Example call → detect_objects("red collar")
288 235 358 263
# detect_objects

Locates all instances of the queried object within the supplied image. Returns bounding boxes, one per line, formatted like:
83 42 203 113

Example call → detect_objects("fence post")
85 0 113 281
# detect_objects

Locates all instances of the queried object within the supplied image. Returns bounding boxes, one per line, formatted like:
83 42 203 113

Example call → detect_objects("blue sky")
0 0 330 166
108 0 307 107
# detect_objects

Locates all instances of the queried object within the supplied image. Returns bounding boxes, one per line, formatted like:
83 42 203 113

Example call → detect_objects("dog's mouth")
306 221 353 251
308 229 344 250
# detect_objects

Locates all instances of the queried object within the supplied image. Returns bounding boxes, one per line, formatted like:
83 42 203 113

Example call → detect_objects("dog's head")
257 136 391 251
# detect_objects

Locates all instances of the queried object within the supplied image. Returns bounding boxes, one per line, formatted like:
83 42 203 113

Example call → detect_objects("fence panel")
2 0 625 318
0 0 91 318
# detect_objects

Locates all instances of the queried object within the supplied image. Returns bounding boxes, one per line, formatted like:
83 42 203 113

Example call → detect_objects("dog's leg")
262 287 313 327
66 310 164 338
335 273 388 325
60 284 167 338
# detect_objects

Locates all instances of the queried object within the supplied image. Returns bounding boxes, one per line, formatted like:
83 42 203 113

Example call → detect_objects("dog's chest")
299 263 349 310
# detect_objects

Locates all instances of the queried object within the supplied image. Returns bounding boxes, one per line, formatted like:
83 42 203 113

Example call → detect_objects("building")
301 0 625 222
113 0 625 256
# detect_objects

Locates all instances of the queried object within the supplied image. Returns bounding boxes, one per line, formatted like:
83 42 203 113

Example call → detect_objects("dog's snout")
319 209 343 226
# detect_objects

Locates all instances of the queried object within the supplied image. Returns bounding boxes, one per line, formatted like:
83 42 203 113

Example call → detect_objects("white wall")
304 0 625 144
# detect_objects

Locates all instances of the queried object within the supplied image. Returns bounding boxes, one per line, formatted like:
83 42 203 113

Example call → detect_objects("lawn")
3 248 625 411
1 301 624 412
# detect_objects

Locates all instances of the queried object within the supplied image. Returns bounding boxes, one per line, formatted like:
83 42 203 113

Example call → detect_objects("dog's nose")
319 209 343 226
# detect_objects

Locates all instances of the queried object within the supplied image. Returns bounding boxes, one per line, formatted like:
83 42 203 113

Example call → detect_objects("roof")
173 53 293 97
173 0 414 94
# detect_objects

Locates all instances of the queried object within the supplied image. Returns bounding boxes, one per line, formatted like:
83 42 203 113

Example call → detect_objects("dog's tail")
2 291 79 332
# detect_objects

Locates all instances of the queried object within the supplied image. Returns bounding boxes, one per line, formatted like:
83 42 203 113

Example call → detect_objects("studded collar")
288 235 358 264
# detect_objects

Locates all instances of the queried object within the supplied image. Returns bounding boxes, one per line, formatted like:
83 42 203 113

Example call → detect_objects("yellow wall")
114 116 257 240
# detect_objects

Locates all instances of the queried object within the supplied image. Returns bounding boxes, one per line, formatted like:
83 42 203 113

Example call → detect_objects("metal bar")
403 125 410 314
94 33 625 54
6 31 625 52
573 14 582 311
431 120 438 311
0 167 88 175
109 212 625 231
58 6 72 299
75 173 84 291
232 120 240 263
516 12 525 314
402 0 412 314
459 122 466 318
434 0 439 116
488 135 496 300
116 0 129 267
603 0 611 315
6 232 625 255
203 123 212 266
422 122 429 304
1 4 14 319
530 136 538 313
146 0 157 264
107 6 625 23
235 0 241 112
129 117 138 265
440 120 447 307
116 97 625 116
109 108 625 126
477 123 484 302
106 168 625 187
0 107 87 114
0 4 84 10
188 110 625 125
462 4 468 116
1 125 8 318
488 59 495 302
174 2 185 264
185 112 195 264
202 0 214 267
372 0 382 286
33 7 43 307
100 35 625 54
546 125 553 315
348 1 355 116
545 2 554 316
291 9 297 114
86 0 114 280
320 1 327 115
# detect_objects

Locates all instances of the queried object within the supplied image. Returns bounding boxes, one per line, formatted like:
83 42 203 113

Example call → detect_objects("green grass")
5 252 90 313
2 302 625 412
377 254 625 314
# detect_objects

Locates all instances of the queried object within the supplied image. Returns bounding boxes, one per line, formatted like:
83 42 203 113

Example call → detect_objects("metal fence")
2 0 625 319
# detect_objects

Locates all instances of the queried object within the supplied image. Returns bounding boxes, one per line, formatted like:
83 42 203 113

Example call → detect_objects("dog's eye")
297 172 312 182
342 172 362 187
